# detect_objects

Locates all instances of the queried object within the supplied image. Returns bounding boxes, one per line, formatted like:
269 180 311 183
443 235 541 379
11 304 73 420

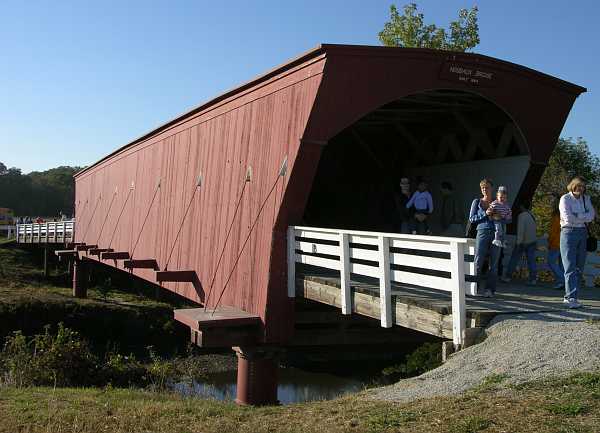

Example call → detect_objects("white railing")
287 226 477 347
16 221 75 244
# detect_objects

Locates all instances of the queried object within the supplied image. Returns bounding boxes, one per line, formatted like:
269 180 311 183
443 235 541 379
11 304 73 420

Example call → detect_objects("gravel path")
370 309 600 402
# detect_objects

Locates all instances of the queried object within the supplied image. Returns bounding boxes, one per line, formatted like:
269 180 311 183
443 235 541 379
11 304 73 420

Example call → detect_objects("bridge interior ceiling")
303 89 529 231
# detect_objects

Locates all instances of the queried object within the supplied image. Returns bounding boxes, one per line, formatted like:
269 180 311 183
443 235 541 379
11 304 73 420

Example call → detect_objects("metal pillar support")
72 259 88 298
233 346 279 406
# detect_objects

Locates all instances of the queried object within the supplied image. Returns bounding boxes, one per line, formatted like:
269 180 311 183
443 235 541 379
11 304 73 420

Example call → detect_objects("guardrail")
16 221 75 244
287 226 477 346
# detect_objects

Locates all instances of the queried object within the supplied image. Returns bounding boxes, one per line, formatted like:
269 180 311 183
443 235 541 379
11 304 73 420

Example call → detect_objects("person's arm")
426 192 433 214
469 199 486 224
581 195 596 223
406 192 416 209
559 195 578 226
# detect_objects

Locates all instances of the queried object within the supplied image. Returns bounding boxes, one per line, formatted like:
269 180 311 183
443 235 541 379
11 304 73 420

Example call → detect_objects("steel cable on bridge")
211 159 287 314
163 177 202 271
107 185 135 249
203 172 250 311
129 180 161 259
80 196 102 243
95 190 118 245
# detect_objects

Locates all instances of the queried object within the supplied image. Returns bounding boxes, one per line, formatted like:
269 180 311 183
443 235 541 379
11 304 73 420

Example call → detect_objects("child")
489 186 512 247
406 180 433 234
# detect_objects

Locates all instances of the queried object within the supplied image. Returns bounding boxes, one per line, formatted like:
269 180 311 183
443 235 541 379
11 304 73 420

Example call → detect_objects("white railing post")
16 224 19 243
287 226 296 298
45 222 49 243
377 235 392 328
450 241 466 348
339 232 351 314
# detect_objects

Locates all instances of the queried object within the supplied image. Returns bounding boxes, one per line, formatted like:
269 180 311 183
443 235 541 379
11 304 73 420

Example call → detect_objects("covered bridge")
71 44 584 404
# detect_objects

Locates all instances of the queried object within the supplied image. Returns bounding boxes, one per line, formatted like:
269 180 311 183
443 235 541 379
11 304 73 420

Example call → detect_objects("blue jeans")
560 227 587 300
547 249 565 285
504 242 537 282
475 229 501 293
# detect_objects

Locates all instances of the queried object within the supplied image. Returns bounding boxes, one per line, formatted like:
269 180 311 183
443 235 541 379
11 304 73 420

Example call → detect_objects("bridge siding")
75 55 325 342
74 45 583 343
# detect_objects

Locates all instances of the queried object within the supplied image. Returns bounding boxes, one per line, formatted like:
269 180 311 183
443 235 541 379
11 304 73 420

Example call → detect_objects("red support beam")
123 259 159 270
100 251 130 260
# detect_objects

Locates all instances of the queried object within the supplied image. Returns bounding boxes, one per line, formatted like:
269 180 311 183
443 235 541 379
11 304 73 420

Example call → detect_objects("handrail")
16 221 75 244
288 225 476 347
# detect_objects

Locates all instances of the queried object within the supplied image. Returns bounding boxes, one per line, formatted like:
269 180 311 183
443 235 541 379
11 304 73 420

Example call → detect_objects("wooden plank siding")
74 44 585 344
75 54 326 343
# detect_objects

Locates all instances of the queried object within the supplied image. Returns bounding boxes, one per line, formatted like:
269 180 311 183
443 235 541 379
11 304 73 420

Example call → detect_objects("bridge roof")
74 44 585 179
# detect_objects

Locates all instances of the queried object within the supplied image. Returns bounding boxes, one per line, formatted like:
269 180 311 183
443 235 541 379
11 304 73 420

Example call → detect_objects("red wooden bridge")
38 44 586 405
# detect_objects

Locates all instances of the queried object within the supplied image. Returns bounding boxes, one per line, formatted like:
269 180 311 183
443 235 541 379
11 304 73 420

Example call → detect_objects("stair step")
101 251 130 260
75 244 97 251
123 259 159 270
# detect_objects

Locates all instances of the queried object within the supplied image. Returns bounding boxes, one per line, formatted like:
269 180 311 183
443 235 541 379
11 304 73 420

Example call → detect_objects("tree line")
0 162 81 217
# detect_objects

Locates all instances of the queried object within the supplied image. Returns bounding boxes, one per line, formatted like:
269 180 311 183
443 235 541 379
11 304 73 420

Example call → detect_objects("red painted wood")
74 45 584 344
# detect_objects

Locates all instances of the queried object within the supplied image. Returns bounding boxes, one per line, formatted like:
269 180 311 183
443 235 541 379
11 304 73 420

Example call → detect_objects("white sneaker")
492 240 502 247
563 298 583 309
483 290 493 298
500 277 511 283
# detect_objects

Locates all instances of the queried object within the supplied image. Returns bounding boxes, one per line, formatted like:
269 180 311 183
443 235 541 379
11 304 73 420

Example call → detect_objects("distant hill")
0 162 82 217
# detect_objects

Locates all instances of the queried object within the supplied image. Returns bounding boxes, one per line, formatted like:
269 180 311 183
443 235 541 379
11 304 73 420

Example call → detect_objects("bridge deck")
296 266 600 340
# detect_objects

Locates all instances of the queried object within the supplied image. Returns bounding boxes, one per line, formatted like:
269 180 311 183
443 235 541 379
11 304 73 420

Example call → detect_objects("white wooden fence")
16 221 75 244
287 226 477 346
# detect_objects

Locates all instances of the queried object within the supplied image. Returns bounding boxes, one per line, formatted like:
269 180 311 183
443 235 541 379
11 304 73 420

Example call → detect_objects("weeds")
381 342 442 381
447 415 491 433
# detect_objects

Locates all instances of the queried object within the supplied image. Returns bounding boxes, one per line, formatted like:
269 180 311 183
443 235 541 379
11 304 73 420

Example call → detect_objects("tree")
0 164 81 216
532 137 600 235
379 3 480 52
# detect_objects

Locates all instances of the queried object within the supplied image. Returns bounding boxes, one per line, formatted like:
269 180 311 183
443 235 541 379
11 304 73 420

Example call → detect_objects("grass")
0 244 194 355
1 371 600 433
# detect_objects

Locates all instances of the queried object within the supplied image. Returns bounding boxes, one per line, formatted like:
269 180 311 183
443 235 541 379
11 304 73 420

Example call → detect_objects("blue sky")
1 0 598 173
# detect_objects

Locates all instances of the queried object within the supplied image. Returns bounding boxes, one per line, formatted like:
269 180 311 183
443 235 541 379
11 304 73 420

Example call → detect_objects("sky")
0 0 598 173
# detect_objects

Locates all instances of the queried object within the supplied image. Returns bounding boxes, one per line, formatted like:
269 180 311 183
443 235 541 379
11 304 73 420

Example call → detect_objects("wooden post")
43 247 49 277
72 259 88 298
339 232 351 314
377 236 392 328
449 241 466 348
287 226 296 298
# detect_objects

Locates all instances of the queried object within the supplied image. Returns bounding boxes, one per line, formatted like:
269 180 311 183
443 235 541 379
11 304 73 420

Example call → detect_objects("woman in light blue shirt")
559 176 596 308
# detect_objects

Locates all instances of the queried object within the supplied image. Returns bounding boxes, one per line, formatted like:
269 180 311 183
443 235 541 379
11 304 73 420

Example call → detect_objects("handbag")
583 195 597 252
465 199 480 238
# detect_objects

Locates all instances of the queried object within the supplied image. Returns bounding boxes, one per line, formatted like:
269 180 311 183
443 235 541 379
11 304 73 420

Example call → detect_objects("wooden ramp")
297 268 600 340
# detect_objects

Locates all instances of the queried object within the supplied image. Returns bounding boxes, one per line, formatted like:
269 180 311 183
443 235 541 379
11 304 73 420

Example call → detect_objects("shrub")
381 342 442 381
0 324 97 387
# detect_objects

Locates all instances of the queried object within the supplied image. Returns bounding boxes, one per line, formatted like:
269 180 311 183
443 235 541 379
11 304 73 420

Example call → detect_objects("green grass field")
1 243 599 432
1 372 600 433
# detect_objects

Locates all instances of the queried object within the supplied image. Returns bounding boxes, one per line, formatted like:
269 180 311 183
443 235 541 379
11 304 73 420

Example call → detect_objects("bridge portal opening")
303 89 530 234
